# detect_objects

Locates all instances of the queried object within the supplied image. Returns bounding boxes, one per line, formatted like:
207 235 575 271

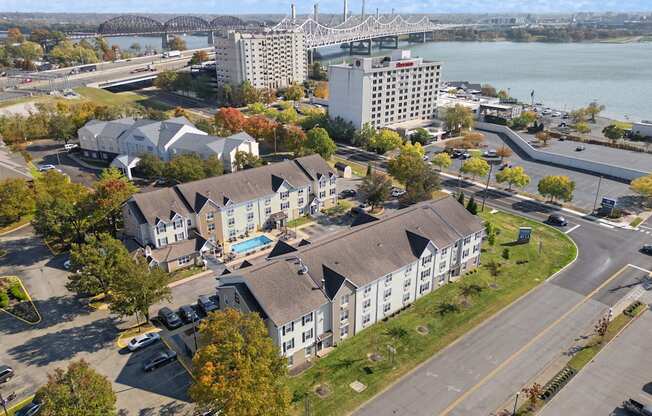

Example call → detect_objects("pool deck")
224 232 276 256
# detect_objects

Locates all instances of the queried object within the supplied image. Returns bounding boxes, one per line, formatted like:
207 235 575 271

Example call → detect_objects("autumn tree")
630 174 652 203
276 124 307 155
575 122 591 135
306 127 336 159
285 83 304 101
234 151 264 171
585 101 605 123
189 309 290 416
190 50 209 65
369 129 403 154
89 168 137 234
537 175 575 202
443 104 475 135
0 178 34 225
35 360 117 416
7 27 24 43
167 35 187 51
215 107 246 134
535 131 551 147
481 84 497 97
360 172 392 210
521 383 542 410
314 81 329 99
460 157 490 179
495 166 530 190
496 145 513 160
388 143 440 204
243 115 278 142
431 152 452 171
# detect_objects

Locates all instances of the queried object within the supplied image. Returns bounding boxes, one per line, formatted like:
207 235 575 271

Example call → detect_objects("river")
318 41 652 122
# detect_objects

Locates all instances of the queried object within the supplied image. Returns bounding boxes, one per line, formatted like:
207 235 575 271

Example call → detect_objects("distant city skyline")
2 0 652 15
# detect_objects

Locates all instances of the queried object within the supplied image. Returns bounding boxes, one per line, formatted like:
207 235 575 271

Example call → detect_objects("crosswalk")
635 225 652 235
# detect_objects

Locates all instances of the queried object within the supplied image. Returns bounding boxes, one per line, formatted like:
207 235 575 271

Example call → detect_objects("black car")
547 214 568 226
179 305 199 323
339 189 357 198
158 307 182 329
623 398 652 416
143 349 177 372
0 365 14 383
198 295 218 315
16 401 41 416
642 244 652 255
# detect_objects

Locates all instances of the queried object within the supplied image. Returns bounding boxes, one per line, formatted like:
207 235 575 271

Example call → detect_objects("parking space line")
565 224 581 234
599 222 615 229
628 264 652 274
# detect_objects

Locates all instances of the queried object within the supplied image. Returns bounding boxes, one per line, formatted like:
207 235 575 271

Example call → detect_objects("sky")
2 0 652 15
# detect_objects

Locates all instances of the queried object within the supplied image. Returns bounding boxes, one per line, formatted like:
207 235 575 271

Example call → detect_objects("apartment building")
122 155 337 272
214 30 307 90
218 196 484 367
328 50 441 129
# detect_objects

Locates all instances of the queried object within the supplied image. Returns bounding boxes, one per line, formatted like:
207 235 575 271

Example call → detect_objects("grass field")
74 87 171 111
287 209 577 416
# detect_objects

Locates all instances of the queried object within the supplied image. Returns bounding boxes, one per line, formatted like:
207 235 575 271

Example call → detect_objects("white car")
63 143 78 151
37 164 56 172
127 332 161 352
391 188 406 198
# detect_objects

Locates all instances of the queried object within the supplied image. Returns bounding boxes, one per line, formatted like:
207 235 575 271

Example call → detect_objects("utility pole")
481 161 495 212
592 175 603 214
512 391 520 415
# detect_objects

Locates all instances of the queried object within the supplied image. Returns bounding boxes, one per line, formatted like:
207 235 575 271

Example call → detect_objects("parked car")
0 365 14 383
127 332 161 352
623 398 652 416
197 295 218 315
143 349 177 372
641 244 652 255
552 111 562 117
547 214 568 226
483 149 497 158
461 152 472 160
63 143 78 151
350 204 369 216
391 188 407 198
37 164 56 172
450 149 464 158
179 305 198 324
16 401 41 416
157 307 182 329
339 189 357 198
575 145 586 152
499 163 513 171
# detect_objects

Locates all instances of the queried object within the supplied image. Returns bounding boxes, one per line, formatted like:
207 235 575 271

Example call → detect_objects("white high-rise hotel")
328 50 442 129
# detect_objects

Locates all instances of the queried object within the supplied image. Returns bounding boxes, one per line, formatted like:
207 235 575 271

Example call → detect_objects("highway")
334 144 652 416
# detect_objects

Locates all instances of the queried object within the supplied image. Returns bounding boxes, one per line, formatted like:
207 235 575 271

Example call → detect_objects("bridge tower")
361 0 366 18
314 3 319 23
208 31 215 45
161 33 170 50
343 0 348 22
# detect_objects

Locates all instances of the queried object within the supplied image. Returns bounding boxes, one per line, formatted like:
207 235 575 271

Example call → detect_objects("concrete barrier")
476 122 649 182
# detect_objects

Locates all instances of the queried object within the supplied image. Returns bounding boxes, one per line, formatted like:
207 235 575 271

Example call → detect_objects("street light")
481 160 496 212
512 391 520 416
191 314 198 352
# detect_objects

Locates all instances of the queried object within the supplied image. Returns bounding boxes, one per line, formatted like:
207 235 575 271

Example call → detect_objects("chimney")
291 3 297 22
361 0 366 18
313 3 319 22
343 0 348 22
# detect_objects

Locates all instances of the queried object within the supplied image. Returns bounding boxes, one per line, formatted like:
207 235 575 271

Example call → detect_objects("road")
334 143 652 416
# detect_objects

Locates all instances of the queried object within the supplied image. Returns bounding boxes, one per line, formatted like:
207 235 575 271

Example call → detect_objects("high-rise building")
214 30 307 90
328 50 442 129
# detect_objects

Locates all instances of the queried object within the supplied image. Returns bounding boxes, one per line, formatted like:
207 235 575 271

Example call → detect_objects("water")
318 41 652 121
104 34 209 54
231 235 273 254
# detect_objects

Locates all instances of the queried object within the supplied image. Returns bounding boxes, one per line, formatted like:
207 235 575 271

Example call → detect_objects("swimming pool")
231 235 273 254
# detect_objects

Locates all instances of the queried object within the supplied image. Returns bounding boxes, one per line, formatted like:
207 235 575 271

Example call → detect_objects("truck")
69 64 97 75
162 50 181 59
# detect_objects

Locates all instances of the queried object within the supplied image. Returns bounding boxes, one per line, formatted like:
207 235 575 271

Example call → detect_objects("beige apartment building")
214 30 307 90
122 155 337 272
218 196 485 367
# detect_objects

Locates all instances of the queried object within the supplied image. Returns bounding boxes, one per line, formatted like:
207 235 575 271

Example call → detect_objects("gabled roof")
351 212 379 227
294 154 336 181
267 240 298 259
148 236 210 263
322 265 353 300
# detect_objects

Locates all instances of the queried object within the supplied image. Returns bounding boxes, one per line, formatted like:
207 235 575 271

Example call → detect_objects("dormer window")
206 211 214 221
227 208 234 217
280 191 289 200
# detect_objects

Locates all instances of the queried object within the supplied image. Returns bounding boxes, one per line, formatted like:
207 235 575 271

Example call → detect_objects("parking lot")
26 139 100 187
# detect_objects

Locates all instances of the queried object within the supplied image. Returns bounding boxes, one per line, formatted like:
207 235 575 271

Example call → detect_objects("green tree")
35 360 117 416
369 129 403 154
431 152 452 171
167 36 187 51
360 172 392 210
17 41 44 61
247 102 266 115
353 122 376 148
387 143 425 183
109 256 171 324
165 154 209 184
466 195 478 214
285 83 304 101
575 122 591 135
154 70 179 91
410 128 431 145
310 61 327 80
586 101 605 123
460 157 490 179
275 107 299 124
67 233 131 296
388 144 440 204
602 124 625 143
537 175 576 202
630 174 652 200
570 108 588 124
0 178 34 225
495 166 530 190
306 127 336 159
189 309 290 416
234 151 263 171
457 191 465 205
239 81 260 105
136 154 166 180
443 104 475 135
203 155 225 178
276 124 307 156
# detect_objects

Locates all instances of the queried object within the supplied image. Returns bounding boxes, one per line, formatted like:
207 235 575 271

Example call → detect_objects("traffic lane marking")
565 224 581 234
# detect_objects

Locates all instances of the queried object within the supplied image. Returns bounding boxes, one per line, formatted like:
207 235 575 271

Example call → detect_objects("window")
439 262 447 271
156 223 166 234
282 338 294 353
247 223 255 231
419 282 430 294
421 269 431 280
384 288 392 300
298 189 304 195
227 208 234 216
340 308 349 322
362 299 371 310
302 328 313 343
206 211 214 221
330 176 337 185
473 244 480 253
281 202 290 210
157 237 168 247
422 254 433 265
177 255 191 265
173 219 183 229
341 294 349 306
475 231 482 239
234 292 240 304
319 191 326 199
384 274 392 286
187 219 192 227
282 322 294 335
464 236 471 244
280 191 289 199
302 312 313 325
175 232 184 242
364 286 372 298
442 247 448 256
439 274 446 284
383 303 391 313
247 212 254 222
340 324 349 338
404 279 411 289
463 249 470 257
329 188 336 196
228 218 235 227
246 202 254 211
228 229 236 238
405 264 413 274
265 207 272 215
208 223 216 232
298 198 304 205
265 198 271 206
362 314 371 326
305 345 313 356
403 292 410 303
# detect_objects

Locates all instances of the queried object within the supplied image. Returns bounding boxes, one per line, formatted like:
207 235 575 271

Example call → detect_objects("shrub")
502 248 510 260
0 291 8 308
9 281 27 301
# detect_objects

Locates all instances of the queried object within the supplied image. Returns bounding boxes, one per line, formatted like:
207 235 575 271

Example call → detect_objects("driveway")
26 139 100 187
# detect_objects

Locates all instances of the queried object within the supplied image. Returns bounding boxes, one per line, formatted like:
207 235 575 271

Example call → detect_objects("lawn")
287 215 315 228
0 214 33 235
286 209 577 416
74 87 171 111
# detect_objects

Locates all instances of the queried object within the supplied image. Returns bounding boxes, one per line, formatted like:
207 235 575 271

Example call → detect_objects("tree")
7 28 24 43
537 175 575 202
521 383 542 410
109 257 171 325
89 168 137 234
310 61 327 80
410 128 431 145
129 42 141 54
353 122 376 148
67 233 131 296
481 84 497 97
276 124 307 155
285 83 304 101
457 191 465 205
203 155 225 178
460 157 490 179
314 81 329 99
247 102 266 115
602 124 625 143
535 131 551 147
190 50 209 65
443 104 475 135
387 142 425 183
496 145 512 161
461 131 485 148
360 172 392 210
495 166 530 190
570 108 588 124
575 122 591 135
234 151 264 171
189 309 290 416
306 127 336 159
275 107 299 124
586 101 605 123
369 129 403 154
215 107 246 134
497 89 509 100
243 115 277 142
136 153 166 180
630 174 652 201
431 152 452 171
154 70 178 91
165 154 222 184
35 360 116 416
388 144 441 204
17 41 44 61
0 178 34 225
466 195 478 214
167 36 187 51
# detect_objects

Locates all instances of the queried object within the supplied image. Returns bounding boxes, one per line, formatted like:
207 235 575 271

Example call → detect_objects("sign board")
518 227 532 243
395 61 414 68
601 197 617 209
